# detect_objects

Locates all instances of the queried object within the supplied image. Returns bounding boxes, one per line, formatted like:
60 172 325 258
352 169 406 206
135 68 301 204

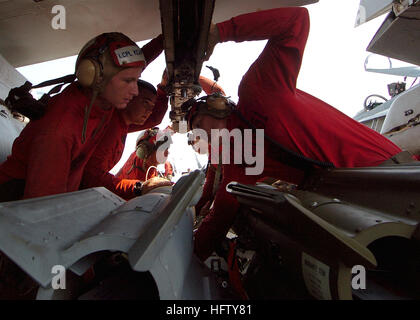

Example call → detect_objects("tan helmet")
76 32 146 143
183 92 236 130
75 32 146 93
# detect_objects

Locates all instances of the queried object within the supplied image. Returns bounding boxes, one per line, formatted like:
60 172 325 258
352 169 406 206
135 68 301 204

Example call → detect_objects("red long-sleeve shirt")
192 78 227 214
0 35 164 200
194 160 218 215
79 35 165 199
79 94 167 200
115 151 158 182
194 7 402 260
81 76 223 199
0 82 115 199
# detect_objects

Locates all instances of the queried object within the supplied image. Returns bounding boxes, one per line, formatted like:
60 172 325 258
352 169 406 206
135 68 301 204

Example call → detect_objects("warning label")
302 252 332 300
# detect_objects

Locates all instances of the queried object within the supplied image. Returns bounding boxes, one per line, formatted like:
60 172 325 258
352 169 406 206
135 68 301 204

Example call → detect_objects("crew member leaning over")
115 128 171 183
81 75 225 199
184 8 404 261
0 32 165 300
80 76 172 199
0 33 163 201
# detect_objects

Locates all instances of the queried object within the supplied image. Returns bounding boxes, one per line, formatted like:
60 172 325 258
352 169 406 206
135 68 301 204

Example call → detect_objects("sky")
16 0 416 177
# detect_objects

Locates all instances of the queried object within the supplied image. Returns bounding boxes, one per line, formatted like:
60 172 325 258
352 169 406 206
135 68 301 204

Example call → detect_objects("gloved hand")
115 179 139 193
141 177 173 194
157 68 170 95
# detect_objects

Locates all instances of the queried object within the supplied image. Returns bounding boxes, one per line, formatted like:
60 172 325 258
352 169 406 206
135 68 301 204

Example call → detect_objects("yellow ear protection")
75 35 109 90
182 92 236 130
75 33 146 143
75 57 101 89
75 32 145 91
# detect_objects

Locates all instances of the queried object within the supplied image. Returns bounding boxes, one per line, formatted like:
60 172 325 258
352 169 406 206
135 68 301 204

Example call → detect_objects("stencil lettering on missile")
302 252 332 300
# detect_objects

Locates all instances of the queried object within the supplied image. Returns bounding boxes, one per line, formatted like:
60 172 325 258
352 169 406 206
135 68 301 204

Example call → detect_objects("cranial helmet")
76 32 146 143
75 32 146 93
182 92 236 130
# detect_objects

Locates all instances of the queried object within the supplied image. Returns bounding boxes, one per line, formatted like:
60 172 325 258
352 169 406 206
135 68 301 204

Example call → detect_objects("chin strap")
81 90 99 144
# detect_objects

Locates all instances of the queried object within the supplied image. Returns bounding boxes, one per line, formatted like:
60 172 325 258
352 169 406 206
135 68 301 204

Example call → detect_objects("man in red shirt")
81 75 226 199
80 78 172 199
0 32 165 299
115 127 172 186
183 8 403 261
188 81 226 224
0 32 163 202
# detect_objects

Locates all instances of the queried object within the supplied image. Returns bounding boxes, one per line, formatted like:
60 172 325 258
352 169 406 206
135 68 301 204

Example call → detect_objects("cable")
145 166 158 181
364 94 388 110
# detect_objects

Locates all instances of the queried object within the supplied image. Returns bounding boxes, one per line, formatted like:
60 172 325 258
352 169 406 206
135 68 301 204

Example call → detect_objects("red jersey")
81 75 223 199
79 85 167 199
115 151 158 182
0 35 165 200
0 82 114 199
194 7 402 260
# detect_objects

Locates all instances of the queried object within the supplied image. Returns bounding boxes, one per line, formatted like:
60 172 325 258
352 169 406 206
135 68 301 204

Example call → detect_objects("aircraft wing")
366 1 420 66
355 0 393 27
0 0 318 68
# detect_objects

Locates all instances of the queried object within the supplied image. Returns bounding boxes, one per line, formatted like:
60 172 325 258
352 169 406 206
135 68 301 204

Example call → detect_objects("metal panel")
0 0 162 67
0 0 318 67
292 190 417 245
150 208 226 300
355 0 393 27
0 169 217 300
128 170 204 271
0 54 27 99
367 2 420 66
0 104 26 163
380 84 420 134
302 165 420 224
127 170 218 299
353 99 393 122
0 187 177 288
0 187 124 287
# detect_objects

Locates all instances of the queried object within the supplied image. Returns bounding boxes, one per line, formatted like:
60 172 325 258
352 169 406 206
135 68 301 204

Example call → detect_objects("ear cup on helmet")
76 58 101 88
136 140 154 160
75 32 145 92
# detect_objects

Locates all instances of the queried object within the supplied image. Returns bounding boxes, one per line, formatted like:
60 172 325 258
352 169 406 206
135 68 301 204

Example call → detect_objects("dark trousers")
0 179 25 202
0 252 38 300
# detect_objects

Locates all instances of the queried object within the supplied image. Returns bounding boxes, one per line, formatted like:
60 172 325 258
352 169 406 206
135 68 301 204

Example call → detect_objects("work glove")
141 177 173 194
